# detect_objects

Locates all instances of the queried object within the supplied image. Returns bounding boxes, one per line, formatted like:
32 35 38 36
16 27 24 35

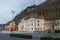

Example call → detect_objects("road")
0 33 43 40
0 34 33 40
0 31 48 40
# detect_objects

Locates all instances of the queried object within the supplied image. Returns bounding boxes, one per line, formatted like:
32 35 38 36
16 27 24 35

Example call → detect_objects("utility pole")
11 10 15 32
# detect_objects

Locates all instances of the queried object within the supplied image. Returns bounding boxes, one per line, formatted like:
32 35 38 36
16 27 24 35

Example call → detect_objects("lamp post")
11 10 15 31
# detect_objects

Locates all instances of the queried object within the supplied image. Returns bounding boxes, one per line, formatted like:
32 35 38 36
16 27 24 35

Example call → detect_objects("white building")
18 13 46 32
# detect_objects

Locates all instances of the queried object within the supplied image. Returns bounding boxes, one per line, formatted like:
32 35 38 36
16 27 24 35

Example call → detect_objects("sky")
0 0 46 24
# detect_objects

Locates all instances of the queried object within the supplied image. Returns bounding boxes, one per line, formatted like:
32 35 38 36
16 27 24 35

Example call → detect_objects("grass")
10 34 32 39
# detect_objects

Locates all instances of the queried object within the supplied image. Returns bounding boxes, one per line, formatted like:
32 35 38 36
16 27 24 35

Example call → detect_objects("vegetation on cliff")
12 0 60 25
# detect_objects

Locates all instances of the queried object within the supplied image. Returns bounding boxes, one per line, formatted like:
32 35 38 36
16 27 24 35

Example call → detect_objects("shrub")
40 37 60 40
10 34 32 39
40 37 54 40
54 30 60 33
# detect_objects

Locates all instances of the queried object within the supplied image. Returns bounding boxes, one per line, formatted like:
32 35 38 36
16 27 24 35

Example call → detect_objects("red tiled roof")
30 13 38 18
23 13 44 20
24 16 29 20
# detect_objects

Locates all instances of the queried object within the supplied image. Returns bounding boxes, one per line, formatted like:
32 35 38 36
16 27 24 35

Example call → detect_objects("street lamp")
11 10 15 31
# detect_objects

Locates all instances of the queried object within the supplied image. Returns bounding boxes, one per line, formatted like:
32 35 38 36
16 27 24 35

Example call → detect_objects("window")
38 24 39 26
38 28 39 31
35 28 37 30
40 28 42 31
21 27 24 29
38 28 42 31
31 23 33 26
21 25 24 29
31 28 33 30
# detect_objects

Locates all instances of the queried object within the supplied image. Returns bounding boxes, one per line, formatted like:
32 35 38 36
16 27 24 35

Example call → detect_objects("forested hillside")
13 0 60 25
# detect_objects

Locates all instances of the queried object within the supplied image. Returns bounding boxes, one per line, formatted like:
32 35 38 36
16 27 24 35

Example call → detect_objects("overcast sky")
0 0 45 24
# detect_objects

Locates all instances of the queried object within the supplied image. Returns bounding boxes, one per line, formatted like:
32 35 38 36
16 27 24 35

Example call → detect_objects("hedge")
40 37 60 40
10 34 32 39
54 30 60 33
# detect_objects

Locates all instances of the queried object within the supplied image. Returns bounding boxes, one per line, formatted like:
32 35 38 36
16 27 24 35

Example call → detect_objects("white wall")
18 18 45 32
54 25 60 30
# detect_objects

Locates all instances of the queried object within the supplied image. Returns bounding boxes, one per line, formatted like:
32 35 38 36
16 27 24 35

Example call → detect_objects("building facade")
18 13 47 32
5 21 18 31
54 20 60 30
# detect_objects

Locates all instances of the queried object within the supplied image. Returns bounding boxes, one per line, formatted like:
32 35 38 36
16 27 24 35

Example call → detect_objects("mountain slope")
13 0 60 25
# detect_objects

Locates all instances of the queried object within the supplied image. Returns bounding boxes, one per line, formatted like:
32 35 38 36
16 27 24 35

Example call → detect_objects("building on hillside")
54 26 60 30
5 24 11 31
53 20 60 30
45 20 60 30
18 13 50 32
44 21 52 31
5 21 18 31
